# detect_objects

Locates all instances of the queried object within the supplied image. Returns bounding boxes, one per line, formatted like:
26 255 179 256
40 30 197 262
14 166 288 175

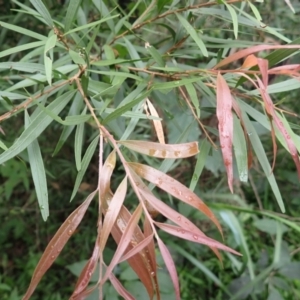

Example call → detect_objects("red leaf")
22 190 97 300
71 234 101 298
127 162 223 236
213 44 300 69
216 73 234 193
101 204 143 284
157 237 180 300
155 222 241 256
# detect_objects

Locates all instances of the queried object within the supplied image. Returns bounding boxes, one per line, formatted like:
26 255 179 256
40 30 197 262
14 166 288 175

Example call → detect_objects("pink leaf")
216 73 234 193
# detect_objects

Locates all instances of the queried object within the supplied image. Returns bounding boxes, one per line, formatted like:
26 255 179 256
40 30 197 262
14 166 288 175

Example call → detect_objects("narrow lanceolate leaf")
101 204 143 284
127 162 223 236
257 77 300 178
213 45 300 69
100 177 128 251
157 237 180 300
145 98 165 144
44 33 57 86
64 0 81 33
216 73 234 193
109 272 135 300
109 205 157 299
223 2 238 39
0 90 76 165
176 13 208 57
241 110 285 212
71 234 101 298
119 140 198 159
30 0 54 27
71 135 99 200
23 190 97 300
233 115 248 182
155 222 241 255
25 111 49 221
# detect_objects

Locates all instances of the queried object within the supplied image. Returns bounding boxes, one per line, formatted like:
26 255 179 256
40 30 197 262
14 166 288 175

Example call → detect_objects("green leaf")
64 14 119 36
153 77 201 91
74 108 87 171
25 111 49 221
223 2 238 39
64 0 81 33
0 62 44 73
145 43 165 67
30 0 54 27
0 90 76 165
241 108 284 212
71 135 99 200
52 92 83 156
189 139 211 191
185 83 200 118
0 41 45 59
102 89 151 125
0 21 46 40
176 13 208 57
233 115 248 182
44 32 57 86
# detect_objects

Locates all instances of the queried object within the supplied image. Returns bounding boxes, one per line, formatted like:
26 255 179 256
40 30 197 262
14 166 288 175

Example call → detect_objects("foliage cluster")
1 0 300 299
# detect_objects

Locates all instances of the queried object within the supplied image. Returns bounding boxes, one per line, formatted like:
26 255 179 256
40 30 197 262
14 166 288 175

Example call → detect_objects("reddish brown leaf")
216 73 234 193
109 271 135 300
22 190 97 300
127 162 223 236
213 45 300 69
157 237 180 300
71 234 101 299
155 222 241 256
119 233 154 262
119 140 199 159
101 204 143 284
100 176 128 251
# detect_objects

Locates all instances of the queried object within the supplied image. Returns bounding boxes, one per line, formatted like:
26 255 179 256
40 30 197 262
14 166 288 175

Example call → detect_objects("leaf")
0 21 46 40
101 204 143 284
44 32 57 86
64 14 119 35
216 73 234 193
0 41 45 59
189 139 211 191
145 43 165 67
145 98 165 144
0 90 76 165
74 108 86 171
156 237 180 300
71 234 101 298
22 190 97 300
25 111 49 221
233 115 248 182
176 13 208 57
64 0 81 33
155 222 240 255
102 90 150 125
30 0 54 27
71 135 99 200
127 162 223 236
185 83 200 118
100 177 128 251
214 45 300 69
119 140 198 159
223 2 238 39
240 107 285 212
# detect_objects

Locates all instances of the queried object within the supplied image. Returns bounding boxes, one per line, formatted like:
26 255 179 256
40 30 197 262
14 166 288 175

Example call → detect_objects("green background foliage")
1 0 300 299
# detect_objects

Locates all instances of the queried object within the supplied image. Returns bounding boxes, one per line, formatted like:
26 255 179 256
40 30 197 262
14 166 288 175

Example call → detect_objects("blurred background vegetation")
1 0 300 299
